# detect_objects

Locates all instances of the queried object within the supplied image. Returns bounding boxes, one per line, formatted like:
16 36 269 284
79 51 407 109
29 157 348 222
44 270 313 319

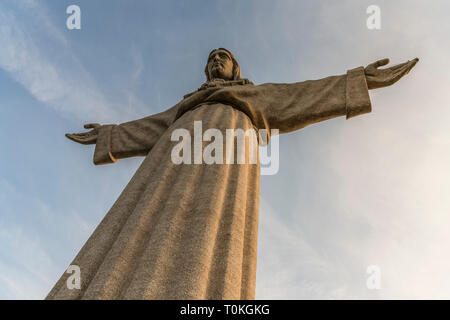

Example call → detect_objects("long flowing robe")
46 67 371 300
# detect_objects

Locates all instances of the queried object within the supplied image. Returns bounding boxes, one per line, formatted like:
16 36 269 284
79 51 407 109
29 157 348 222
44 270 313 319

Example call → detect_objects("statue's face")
207 49 234 81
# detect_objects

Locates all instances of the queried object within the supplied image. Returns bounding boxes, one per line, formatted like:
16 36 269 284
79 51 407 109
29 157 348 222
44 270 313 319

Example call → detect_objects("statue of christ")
47 48 418 299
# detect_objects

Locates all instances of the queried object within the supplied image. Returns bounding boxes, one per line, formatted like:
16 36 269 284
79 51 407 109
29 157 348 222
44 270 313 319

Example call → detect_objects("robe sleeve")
229 66 372 135
93 104 179 165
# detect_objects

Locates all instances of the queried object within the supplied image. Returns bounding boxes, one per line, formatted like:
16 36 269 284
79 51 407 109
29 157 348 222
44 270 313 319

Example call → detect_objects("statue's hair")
204 48 242 81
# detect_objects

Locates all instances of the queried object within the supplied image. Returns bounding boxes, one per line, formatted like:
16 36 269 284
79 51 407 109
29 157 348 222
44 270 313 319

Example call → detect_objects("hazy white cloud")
0 227 55 299
123 45 151 117
254 0 450 299
0 2 142 123
0 178 97 299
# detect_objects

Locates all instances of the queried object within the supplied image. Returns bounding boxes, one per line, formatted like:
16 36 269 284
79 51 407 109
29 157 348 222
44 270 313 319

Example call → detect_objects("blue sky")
1 0 449 299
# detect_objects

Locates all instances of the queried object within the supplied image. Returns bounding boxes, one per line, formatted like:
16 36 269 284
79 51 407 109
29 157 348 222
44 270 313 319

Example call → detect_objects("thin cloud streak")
0 2 142 123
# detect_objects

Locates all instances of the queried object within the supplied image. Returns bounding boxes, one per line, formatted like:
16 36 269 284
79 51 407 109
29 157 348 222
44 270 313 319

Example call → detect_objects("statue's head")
204 48 242 81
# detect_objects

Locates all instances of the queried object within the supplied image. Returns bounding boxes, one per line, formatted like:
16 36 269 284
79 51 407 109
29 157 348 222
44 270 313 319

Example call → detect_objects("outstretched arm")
227 58 418 135
66 104 179 165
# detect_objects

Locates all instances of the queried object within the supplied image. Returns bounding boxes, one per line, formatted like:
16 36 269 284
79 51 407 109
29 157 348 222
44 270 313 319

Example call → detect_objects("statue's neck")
183 78 254 99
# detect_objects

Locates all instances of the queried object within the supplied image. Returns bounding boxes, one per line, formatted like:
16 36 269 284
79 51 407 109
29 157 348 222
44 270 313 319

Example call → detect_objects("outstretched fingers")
373 58 390 68
367 58 390 70
390 58 419 73
65 133 81 142
366 58 390 75
392 60 418 79
389 61 409 72
84 123 100 129
65 132 90 144
388 64 414 85
366 57 418 89
407 58 419 72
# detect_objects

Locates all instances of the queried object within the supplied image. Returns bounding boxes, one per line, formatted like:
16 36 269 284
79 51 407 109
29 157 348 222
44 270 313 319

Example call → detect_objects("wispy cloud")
0 178 96 299
0 1 144 123
0 227 56 299
255 0 450 299
256 199 371 299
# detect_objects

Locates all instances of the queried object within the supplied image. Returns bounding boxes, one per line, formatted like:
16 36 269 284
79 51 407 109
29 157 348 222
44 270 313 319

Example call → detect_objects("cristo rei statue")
46 48 418 299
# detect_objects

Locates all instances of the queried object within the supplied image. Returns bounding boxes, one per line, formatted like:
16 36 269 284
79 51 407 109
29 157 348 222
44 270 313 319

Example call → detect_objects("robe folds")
46 67 372 300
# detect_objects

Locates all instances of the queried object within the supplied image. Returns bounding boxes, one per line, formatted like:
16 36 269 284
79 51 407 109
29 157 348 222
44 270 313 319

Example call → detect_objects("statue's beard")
209 65 230 81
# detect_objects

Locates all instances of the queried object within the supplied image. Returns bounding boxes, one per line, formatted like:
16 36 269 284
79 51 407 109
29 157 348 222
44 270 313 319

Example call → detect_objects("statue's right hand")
65 123 101 145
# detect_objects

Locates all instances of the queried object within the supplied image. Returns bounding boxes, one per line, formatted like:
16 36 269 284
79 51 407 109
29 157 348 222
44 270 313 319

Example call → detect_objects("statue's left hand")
365 58 419 90
65 123 100 145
